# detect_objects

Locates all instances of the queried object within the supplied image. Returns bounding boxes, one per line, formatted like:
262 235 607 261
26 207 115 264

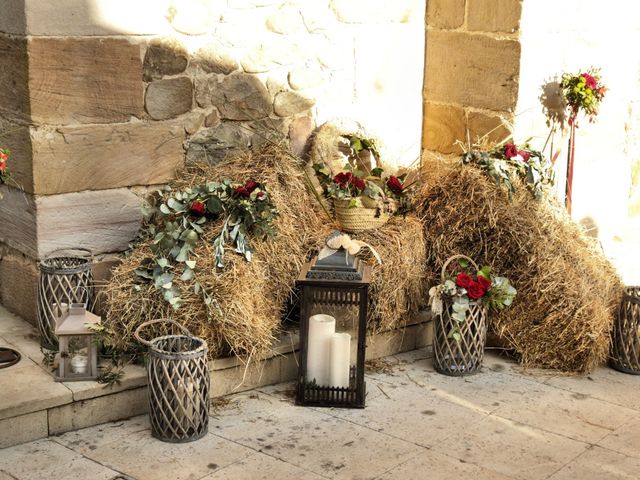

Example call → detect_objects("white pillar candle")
306 314 336 386
70 354 88 374
330 333 351 388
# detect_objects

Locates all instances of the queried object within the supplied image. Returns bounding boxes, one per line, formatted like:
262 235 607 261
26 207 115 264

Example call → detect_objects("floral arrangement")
429 259 516 342
0 148 10 184
462 142 554 200
135 179 277 309
560 68 607 124
313 162 410 214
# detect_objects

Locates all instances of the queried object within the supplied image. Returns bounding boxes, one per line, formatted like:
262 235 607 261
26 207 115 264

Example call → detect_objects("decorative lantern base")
296 367 365 408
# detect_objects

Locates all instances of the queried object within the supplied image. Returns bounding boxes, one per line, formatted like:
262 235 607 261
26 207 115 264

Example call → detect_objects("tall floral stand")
433 255 488 376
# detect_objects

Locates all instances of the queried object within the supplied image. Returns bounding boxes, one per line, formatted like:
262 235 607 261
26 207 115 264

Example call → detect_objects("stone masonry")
0 0 426 323
423 0 522 155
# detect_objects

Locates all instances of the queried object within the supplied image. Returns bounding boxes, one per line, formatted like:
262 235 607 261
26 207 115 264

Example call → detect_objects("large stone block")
0 0 26 35
30 121 185 195
143 37 188 82
36 188 143 257
0 34 29 123
467 110 512 144
0 248 39 325
424 31 521 112
211 73 273 121
0 411 47 449
427 0 466 29
145 77 193 120
28 37 144 124
467 0 522 33
422 102 466 154
0 186 37 257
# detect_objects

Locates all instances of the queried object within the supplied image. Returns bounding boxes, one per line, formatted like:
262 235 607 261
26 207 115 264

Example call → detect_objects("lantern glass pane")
63 334 91 377
305 287 360 389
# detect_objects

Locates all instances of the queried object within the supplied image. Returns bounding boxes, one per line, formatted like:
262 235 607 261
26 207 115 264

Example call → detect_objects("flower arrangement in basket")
312 134 410 232
429 255 516 376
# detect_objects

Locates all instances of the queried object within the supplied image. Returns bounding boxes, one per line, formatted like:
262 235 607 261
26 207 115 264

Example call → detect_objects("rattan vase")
135 319 210 443
433 254 488 376
610 286 640 374
334 198 389 233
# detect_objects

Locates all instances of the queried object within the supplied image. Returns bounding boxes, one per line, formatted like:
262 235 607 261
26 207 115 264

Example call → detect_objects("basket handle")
134 319 193 347
441 254 480 283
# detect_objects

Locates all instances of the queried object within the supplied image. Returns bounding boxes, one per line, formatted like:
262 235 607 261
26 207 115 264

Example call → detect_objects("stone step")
0 306 433 448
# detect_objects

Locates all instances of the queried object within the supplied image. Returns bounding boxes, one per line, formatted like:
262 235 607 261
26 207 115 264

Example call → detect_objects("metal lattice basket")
135 319 210 443
610 286 640 374
433 254 488 376
37 248 94 350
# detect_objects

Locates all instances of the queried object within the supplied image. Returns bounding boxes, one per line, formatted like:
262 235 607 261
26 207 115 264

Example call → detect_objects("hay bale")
104 144 426 359
417 160 623 373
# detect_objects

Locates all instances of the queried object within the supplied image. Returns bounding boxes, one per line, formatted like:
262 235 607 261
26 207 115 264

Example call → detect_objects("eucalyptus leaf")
185 260 196 269
159 204 170 215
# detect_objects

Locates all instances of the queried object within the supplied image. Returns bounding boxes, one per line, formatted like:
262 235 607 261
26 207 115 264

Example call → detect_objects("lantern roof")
54 303 101 335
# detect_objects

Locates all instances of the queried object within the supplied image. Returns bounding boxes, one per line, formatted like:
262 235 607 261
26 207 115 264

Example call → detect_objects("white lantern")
54 303 100 381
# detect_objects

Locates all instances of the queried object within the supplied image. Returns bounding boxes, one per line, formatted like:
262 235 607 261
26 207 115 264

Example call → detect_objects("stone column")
422 0 522 156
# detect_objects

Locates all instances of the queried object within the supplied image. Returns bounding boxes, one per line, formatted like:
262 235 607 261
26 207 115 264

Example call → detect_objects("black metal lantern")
296 239 371 408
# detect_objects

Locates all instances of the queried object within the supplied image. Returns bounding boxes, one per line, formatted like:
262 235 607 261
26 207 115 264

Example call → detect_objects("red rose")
256 191 267 201
244 180 259 193
386 176 404 195
234 186 250 198
466 281 485 300
334 172 352 187
581 73 597 90
456 273 473 289
189 201 206 216
350 176 366 191
477 275 491 291
504 143 518 159
518 150 530 162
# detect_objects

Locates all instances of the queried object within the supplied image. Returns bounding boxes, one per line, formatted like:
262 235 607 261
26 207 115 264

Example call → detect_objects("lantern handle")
441 254 480 283
134 319 194 347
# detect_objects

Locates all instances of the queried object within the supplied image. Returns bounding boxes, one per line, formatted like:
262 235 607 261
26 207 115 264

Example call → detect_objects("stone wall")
422 0 522 156
0 0 426 323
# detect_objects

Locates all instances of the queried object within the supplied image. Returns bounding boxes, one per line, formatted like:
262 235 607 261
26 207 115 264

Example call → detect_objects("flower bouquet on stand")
429 254 516 376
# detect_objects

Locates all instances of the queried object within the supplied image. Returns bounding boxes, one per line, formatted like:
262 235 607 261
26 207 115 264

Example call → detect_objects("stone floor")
1 349 640 480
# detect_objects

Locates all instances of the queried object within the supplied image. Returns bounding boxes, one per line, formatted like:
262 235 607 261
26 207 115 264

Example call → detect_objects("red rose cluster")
504 143 530 163
234 179 260 198
189 201 206 216
456 273 491 300
333 171 366 191
386 175 404 195
0 150 8 174
581 72 597 90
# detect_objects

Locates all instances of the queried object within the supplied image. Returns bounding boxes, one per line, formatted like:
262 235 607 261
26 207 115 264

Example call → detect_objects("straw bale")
417 159 623 373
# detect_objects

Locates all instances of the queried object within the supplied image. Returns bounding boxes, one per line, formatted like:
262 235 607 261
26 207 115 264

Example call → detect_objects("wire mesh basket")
37 248 94 350
433 254 488 376
135 319 210 443
610 286 640 374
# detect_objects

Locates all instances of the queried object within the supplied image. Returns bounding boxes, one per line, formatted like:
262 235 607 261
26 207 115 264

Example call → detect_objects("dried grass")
104 144 426 360
417 159 623 373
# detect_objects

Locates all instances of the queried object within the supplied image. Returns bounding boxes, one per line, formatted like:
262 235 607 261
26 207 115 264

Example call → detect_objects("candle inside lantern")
330 333 351 388
70 354 89 374
306 314 336 386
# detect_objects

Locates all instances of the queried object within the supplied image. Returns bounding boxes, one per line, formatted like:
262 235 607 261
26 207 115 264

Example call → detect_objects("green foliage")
462 144 554 200
134 179 278 310
344 134 380 161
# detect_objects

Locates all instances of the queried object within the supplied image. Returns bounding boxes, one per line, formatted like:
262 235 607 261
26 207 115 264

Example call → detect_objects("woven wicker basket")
610 286 640 374
433 254 488 376
135 319 210 443
334 198 389 233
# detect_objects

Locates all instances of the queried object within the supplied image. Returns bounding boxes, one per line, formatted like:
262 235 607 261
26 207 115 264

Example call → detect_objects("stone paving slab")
548 445 640 479
2 349 640 480
0 439 121 480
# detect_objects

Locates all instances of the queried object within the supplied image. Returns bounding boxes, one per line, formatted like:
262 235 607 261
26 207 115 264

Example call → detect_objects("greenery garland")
134 179 278 309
